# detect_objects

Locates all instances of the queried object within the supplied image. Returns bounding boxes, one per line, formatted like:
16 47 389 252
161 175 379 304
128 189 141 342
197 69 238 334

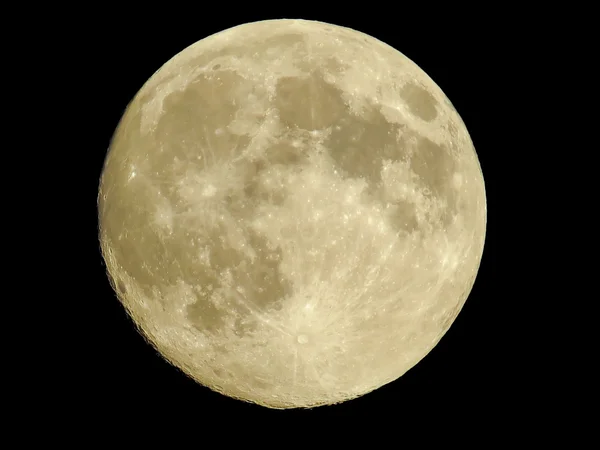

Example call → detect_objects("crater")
260 141 309 167
185 33 305 73
116 279 127 295
399 82 438 122
439 301 462 331
321 57 350 75
260 33 305 52
274 72 346 130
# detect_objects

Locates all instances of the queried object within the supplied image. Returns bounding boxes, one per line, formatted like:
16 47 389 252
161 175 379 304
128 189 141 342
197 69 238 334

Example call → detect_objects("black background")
78 6 517 433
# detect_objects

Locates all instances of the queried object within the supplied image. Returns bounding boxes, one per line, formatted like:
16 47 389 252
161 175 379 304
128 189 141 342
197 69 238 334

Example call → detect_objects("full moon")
98 19 486 409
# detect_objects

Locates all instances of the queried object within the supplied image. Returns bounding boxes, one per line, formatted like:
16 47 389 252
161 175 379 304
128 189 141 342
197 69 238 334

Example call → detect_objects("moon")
98 19 486 409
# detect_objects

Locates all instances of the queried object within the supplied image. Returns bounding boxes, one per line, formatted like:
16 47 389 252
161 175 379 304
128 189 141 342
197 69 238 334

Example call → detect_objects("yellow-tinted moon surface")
98 19 486 409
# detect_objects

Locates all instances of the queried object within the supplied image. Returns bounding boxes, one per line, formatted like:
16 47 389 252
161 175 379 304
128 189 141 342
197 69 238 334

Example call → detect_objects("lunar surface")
98 19 486 409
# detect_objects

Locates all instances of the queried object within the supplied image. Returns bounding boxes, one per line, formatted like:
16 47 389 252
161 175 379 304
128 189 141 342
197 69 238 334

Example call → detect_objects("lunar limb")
98 19 486 408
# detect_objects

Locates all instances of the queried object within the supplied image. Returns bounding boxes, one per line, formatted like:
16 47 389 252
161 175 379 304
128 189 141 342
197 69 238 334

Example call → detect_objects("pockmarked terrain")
98 19 487 409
